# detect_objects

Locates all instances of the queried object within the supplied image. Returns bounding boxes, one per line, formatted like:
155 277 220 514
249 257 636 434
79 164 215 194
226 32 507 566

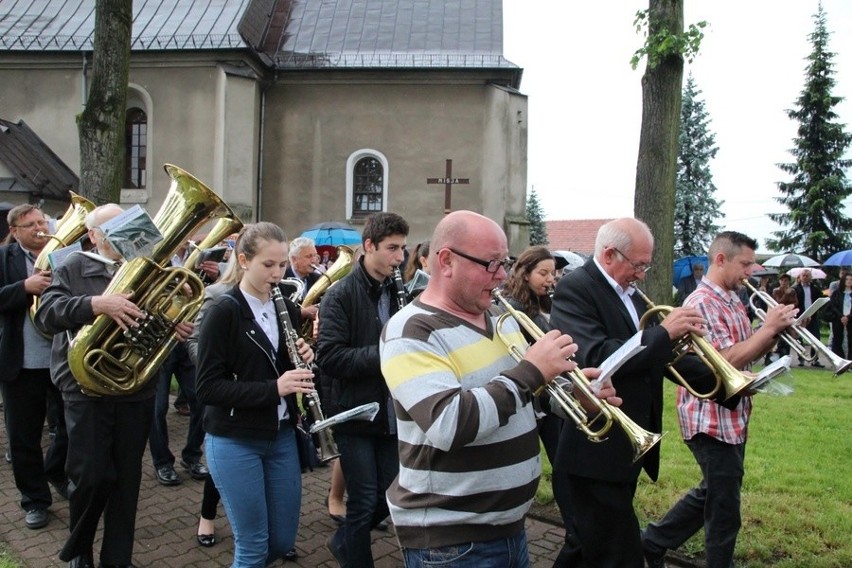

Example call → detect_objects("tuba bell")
299 245 355 340
68 165 243 396
30 192 96 325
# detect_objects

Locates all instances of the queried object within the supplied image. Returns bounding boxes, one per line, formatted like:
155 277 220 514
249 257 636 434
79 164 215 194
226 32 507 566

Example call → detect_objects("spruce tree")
526 187 549 246
674 74 723 257
767 3 852 257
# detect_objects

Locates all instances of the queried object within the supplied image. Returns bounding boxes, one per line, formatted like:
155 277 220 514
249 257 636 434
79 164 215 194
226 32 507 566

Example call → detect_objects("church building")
0 0 529 249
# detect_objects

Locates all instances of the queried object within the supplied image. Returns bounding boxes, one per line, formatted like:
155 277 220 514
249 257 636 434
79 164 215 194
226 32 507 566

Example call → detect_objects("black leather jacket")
316 258 402 436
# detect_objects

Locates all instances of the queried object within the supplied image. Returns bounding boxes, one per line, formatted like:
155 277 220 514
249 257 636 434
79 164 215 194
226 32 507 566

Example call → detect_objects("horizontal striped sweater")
380 299 545 549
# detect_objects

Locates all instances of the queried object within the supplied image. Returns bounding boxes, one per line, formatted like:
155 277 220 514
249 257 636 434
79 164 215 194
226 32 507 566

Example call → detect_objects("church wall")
261 77 528 248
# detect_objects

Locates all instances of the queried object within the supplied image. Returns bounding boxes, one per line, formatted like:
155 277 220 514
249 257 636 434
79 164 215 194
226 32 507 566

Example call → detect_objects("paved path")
0 401 567 567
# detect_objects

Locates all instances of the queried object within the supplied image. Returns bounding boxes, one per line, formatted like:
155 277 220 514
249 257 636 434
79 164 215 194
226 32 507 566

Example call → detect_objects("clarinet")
392 267 408 311
269 286 340 463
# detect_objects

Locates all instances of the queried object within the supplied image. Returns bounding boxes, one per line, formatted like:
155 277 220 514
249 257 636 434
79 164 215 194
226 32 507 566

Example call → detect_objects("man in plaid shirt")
642 231 797 568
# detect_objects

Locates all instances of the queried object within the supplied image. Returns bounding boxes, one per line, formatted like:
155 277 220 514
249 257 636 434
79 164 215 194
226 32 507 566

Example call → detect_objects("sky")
503 0 852 251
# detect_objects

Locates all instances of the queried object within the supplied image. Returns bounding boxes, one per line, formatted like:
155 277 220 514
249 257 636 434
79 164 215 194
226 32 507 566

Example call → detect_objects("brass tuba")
30 192 96 324
68 165 242 396
492 289 663 463
183 215 243 284
633 286 755 400
299 245 355 340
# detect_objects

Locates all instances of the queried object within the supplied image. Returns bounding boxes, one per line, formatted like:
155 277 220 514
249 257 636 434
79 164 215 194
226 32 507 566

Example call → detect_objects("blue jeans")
329 433 398 568
403 531 530 568
206 425 301 568
643 434 746 568
149 344 204 468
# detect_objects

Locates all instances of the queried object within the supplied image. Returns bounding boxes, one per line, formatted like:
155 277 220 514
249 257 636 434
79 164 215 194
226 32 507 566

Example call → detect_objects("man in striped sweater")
380 210 615 567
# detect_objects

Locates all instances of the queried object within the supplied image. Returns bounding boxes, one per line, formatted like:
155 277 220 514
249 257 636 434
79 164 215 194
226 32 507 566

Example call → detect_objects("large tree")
674 74 723 257
526 187 549 246
632 0 704 302
77 1 133 204
767 3 852 257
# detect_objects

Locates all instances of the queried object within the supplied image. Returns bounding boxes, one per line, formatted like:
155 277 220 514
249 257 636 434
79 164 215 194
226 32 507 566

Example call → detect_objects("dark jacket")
550 259 715 483
316 258 401 436
794 280 826 322
195 284 306 448
283 266 320 299
0 242 31 382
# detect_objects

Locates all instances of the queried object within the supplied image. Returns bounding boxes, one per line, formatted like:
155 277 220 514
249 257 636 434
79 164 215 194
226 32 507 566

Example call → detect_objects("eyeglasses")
13 220 49 230
613 247 652 273
447 248 514 274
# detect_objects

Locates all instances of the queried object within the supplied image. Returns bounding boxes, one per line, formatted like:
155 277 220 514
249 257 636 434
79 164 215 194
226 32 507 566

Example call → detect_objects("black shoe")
196 533 217 548
285 547 298 560
155 465 182 486
812 361 825 368
25 508 48 529
180 459 209 480
641 533 667 568
50 478 70 500
68 553 95 568
798 359 805 367
373 517 389 531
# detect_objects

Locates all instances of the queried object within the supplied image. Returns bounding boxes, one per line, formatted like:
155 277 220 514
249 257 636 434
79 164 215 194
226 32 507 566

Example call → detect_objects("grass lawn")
538 365 852 568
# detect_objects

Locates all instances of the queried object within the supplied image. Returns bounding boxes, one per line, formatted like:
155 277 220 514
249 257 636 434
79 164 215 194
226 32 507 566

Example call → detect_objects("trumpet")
492 289 662 463
743 279 852 376
633 286 755 400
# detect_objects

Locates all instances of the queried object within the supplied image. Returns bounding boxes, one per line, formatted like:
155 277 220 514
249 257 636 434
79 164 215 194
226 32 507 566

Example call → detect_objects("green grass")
538 367 852 568
0 546 21 568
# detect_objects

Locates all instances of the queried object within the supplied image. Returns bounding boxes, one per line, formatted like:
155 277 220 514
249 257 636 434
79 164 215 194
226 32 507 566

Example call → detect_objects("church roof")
0 0 517 72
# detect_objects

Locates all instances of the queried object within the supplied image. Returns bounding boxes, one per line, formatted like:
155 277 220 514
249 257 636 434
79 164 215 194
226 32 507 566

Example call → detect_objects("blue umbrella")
672 255 708 286
823 249 852 267
300 222 362 247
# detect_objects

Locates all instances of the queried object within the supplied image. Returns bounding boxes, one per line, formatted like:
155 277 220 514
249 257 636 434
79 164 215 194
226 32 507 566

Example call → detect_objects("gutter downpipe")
81 52 88 108
255 73 274 222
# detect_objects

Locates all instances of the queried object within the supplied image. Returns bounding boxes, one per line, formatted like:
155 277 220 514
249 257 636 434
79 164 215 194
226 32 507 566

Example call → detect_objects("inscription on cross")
427 159 470 214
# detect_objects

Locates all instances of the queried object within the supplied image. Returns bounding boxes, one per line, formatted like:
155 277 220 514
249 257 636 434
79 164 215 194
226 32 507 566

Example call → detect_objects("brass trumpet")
633 286 755 400
492 289 663 463
743 279 852 376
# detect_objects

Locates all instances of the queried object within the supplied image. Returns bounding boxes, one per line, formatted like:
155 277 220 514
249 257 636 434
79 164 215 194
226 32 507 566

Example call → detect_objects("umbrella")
787 267 827 279
672 255 708 286
762 253 820 268
300 221 362 247
822 249 852 266
552 250 586 272
752 265 779 277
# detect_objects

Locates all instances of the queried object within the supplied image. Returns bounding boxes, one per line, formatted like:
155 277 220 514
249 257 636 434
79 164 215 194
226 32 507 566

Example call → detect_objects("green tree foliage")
674 74 723 257
526 187 549 246
767 4 852 257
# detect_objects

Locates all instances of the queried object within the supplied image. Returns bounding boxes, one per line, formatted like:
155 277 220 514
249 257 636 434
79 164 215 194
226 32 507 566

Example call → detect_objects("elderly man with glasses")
549 217 717 568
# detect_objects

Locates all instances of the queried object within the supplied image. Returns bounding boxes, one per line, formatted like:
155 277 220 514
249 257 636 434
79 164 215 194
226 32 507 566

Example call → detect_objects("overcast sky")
503 0 852 251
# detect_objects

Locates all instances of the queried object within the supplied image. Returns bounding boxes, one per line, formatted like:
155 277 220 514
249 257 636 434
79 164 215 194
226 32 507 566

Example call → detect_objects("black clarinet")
269 286 340 462
391 267 407 311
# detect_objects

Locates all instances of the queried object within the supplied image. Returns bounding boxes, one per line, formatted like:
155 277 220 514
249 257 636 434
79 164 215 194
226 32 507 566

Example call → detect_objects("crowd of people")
1 200 843 567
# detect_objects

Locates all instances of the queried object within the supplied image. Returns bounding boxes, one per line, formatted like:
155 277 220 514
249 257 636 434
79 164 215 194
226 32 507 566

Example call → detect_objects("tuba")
30 192 96 325
68 165 242 396
299 245 355 340
493 289 663 463
633 286 755 400
183 215 243 284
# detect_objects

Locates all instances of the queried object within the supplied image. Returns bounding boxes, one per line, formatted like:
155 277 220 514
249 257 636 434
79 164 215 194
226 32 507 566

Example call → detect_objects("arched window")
124 107 147 189
346 149 389 219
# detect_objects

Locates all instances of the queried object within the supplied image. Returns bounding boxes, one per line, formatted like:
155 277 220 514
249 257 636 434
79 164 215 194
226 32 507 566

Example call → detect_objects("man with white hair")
793 268 826 367
285 236 321 321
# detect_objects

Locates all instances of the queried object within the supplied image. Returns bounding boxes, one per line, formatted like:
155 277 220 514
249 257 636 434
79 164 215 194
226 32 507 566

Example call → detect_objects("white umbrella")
762 253 820 268
787 267 827 279
552 250 586 272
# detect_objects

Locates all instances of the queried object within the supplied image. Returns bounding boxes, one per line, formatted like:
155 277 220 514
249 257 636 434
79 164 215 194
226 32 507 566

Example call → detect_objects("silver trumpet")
492 289 663 463
743 279 852 376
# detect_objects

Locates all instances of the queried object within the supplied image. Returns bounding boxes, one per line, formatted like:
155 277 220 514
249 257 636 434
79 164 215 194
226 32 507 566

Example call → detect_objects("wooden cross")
427 159 470 214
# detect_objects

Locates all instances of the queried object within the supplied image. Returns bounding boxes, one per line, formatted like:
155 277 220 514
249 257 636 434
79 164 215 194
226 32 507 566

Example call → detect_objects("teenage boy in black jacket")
318 212 409 568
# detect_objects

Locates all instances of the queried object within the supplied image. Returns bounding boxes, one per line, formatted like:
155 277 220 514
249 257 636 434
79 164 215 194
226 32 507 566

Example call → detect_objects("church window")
346 149 389 220
124 107 147 189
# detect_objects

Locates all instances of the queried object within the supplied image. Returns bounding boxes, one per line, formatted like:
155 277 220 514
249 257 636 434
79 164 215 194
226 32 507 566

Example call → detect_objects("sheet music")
590 331 645 389
794 297 829 326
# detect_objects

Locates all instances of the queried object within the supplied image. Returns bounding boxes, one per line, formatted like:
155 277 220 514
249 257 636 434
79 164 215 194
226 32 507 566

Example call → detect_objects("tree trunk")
77 1 133 205
634 0 684 304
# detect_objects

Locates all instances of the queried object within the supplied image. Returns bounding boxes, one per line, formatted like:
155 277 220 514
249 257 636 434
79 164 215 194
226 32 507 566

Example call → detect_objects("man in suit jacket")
793 268 826 367
549 217 715 568
284 236 321 321
0 204 68 530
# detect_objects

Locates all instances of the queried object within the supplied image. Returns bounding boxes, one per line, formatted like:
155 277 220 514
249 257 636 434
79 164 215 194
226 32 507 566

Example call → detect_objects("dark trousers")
553 474 642 568
831 321 851 358
643 434 746 568
60 397 154 564
329 433 398 568
148 344 204 468
0 368 67 511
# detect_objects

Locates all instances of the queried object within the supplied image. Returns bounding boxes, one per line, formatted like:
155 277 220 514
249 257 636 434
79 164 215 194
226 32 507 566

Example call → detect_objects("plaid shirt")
677 278 753 444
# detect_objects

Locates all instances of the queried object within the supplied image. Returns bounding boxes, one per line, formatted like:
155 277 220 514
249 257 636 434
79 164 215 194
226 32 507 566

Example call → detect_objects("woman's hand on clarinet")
295 337 315 365
277 368 315 396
